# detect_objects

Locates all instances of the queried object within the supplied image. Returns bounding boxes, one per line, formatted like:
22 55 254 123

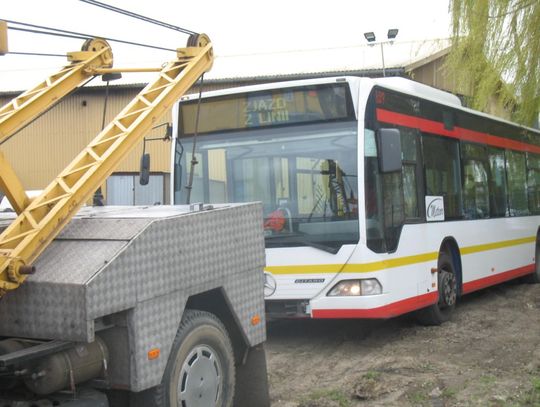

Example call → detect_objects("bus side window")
422 134 462 219
400 127 422 220
461 143 489 219
487 147 508 217
365 129 386 252
506 150 529 216
526 152 540 215
364 128 404 253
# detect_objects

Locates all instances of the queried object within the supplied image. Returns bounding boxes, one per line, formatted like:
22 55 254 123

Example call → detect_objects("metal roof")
0 38 450 94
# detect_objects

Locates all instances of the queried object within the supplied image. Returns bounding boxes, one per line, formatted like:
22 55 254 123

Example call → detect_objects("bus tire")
139 309 235 407
416 252 458 326
523 241 540 284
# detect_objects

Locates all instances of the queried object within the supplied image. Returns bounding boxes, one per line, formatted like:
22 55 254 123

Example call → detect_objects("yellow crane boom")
0 34 213 296
0 37 113 214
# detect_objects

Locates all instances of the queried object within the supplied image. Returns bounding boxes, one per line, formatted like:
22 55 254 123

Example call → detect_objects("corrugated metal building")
0 86 171 204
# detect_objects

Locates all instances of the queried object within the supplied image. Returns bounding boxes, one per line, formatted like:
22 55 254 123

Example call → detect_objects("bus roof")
178 76 539 135
371 77 462 107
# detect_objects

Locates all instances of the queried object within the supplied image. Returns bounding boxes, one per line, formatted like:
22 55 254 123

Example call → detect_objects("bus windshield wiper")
265 233 339 254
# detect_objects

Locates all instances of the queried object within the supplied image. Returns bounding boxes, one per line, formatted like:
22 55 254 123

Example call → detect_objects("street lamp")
387 29 399 40
364 32 376 43
364 29 399 77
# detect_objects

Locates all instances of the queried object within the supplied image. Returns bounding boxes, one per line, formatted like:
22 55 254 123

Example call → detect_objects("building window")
106 173 168 205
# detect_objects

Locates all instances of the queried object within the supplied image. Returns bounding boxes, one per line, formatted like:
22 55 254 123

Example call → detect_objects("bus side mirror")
140 153 150 185
377 128 402 173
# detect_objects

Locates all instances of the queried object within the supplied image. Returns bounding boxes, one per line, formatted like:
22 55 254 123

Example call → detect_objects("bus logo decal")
426 196 445 222
294 279 326 284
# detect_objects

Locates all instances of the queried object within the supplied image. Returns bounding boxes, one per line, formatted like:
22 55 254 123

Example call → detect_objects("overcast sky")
1 0 452 90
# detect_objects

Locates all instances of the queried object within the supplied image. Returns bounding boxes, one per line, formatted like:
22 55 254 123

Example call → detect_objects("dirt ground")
265 281 540 407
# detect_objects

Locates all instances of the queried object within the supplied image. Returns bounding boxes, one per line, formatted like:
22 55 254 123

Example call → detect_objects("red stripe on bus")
462 264 535 294
312 264 535 319
312 291 438 319
376 108 540 154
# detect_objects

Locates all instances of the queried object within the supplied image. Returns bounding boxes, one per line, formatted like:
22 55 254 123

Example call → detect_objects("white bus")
171 76 540 325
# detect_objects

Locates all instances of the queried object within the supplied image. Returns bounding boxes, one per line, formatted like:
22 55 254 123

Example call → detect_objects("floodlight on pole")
387 29 399 40
363 28 399 78
364 32 376 43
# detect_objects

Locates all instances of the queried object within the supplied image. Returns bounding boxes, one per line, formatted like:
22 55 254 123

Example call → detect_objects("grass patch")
298 388 352 407
407 389 429 405
510 376 540 407
363 370 381 380
442 387 457 399
479 374 497 387
352 370 386 401
522 376 540 406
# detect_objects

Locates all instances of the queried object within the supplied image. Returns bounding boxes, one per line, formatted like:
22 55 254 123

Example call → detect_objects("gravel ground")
266 281 540 406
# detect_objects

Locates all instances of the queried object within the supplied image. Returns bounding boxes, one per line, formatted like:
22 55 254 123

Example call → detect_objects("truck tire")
141 309 235 407
416 252 457 326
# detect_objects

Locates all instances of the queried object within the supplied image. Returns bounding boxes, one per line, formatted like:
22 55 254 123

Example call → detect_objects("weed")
515 376 540 407
352 371 385 400
526 376 540 406
479 374 497 387
442 387 457 399
407 390 429 405
299 388 352 407
363 370 381 380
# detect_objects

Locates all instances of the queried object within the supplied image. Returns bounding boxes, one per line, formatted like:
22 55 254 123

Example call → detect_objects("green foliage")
448 0 540 126
298 388 352 407
524 376 540 406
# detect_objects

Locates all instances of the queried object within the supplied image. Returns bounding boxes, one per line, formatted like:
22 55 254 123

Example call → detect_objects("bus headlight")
327 279 382 296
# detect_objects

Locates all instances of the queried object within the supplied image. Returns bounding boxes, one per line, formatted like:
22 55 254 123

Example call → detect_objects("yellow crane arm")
0 34 214 296
0 38 113 214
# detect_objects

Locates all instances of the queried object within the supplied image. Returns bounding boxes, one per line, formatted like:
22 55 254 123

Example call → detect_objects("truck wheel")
416 252 457 326
147 309 235 407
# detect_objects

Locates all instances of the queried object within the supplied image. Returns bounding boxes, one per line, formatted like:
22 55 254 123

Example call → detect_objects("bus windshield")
174 85 359 252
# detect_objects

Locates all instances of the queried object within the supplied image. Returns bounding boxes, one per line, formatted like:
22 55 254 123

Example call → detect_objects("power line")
9 26 88 41
7 51 66 57
79 0 198 36
4 20 176 52
216 37 451 58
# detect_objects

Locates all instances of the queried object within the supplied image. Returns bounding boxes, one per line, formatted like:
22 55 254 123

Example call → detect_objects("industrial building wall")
409 58 452 94
407 55 512 120
0 87 173 201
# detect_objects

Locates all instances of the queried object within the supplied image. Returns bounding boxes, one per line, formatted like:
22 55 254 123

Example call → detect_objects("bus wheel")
523 241 540 284
416 252 457 326
140 309 235 407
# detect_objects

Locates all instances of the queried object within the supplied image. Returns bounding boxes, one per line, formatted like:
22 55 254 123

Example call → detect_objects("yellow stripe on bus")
342 252 439 273
264 236 535 275
459 236 535 255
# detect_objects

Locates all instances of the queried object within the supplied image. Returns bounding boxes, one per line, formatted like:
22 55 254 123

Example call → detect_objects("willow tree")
447 0 540 126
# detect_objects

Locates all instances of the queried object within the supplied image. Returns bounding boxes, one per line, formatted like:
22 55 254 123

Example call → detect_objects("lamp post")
364 29 399 77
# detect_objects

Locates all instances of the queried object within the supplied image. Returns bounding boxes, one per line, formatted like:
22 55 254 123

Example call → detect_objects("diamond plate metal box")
0 203 266 391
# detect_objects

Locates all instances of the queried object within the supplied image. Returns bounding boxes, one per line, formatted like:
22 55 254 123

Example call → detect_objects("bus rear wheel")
416 252 457 326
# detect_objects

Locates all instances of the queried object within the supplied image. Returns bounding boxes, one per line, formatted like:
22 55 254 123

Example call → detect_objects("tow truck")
0 22 269 407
